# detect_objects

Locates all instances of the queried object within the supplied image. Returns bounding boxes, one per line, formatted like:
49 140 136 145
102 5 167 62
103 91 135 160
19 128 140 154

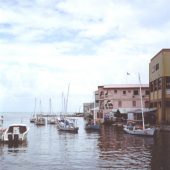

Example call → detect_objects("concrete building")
97 84 150 119
149 49 170 124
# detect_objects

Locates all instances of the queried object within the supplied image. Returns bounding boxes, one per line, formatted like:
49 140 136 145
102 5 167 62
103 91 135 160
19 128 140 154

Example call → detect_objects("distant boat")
1 124 29 143
47 98 57 124
35 116 46 126
123 73 155 136
57 84 79 133
57 118 79 133
35 99 46 126
30 98 37 123
0 116 3 128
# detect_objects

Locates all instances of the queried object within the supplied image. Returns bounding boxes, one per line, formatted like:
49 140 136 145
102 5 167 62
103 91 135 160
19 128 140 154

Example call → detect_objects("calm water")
0 113 170 170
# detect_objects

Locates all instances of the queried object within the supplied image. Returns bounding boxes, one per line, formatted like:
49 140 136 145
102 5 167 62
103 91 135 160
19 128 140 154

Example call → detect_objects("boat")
0 115 3 128
85 122 100 131
1 124 29 143
57 117 79 133
123 73 156 136
123 123 155 136
35 99 46 125
47 98 57 124
30 98 37 123
57 84 79 133
30 115 36 123
35 116 46 126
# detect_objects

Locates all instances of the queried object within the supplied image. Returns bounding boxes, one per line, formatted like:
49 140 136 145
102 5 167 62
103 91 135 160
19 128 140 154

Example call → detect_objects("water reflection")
1 113 170 170
98 125 154 169
151 131 170 170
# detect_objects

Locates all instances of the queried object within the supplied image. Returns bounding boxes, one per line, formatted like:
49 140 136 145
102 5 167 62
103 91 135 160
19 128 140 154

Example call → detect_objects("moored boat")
57 118 79 133
123 73 156 137
123 122 155 136
35 116 46 126
85 122 100 131
1 124 29 143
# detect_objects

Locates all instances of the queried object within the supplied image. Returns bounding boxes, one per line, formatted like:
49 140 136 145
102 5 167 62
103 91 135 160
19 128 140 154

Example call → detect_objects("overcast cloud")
0 0 170 112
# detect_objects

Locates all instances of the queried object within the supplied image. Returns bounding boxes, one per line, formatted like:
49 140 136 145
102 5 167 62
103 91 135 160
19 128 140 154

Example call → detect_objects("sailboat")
35 100 46 126
57 84 79 133
47 98 57 124
123 73 155 136
30 98 37 123
85 92 100 131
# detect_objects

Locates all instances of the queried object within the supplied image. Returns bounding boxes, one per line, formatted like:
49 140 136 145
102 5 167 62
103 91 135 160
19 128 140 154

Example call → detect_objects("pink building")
96 84 149 120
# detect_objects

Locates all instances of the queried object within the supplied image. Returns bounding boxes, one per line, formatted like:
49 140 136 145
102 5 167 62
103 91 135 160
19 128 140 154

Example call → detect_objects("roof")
151 48 170 61
100 84 149 89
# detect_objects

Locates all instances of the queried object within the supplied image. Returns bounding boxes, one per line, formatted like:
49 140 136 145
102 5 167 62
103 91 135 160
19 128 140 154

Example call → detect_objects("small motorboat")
1 124 29 143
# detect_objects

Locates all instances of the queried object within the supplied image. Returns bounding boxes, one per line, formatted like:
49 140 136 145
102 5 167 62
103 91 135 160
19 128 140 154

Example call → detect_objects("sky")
0 0 170 113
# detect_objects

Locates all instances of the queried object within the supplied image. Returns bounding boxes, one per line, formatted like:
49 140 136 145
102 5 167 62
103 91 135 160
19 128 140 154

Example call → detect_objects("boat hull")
1 124 29 143
57 119 79 133
123 126 155 136
85 124 100 131
57 126 79 133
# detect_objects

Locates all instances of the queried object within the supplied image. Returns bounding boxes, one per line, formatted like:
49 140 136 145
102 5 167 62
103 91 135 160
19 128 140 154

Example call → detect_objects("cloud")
0 0 170 112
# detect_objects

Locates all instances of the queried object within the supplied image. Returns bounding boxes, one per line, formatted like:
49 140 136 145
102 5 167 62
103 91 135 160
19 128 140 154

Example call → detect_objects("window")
154 79 158 91
132 101 136 107
114 89 117 93
150 82 154 92
156 63 159 71
158 78 162 89
166 77 170 89
133 90 139 95
123 90 126 95
145 90 149 95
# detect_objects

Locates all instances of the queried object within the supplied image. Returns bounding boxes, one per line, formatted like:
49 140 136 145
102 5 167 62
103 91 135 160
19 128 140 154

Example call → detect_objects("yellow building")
149 49 170 124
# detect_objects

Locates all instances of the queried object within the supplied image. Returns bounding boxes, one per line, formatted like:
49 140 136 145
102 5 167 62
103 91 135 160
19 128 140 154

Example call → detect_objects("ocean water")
0 112 170 170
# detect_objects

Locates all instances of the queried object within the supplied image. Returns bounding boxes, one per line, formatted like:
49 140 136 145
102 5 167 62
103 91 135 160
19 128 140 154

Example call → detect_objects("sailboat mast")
93 91 96 125
34 98 37 116
138 73 145 130
49 98 52 115
65 83 70 114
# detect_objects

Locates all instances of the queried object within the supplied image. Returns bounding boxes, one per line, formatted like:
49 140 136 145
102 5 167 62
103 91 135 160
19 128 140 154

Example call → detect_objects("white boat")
30 98 37 123
57 84 79 133
123 73 156 137
35 116 46 125
35 99 46 125
1 124 29 143
47 98 57 124
57 118 79 133
123 123 155 136
30 115 36 123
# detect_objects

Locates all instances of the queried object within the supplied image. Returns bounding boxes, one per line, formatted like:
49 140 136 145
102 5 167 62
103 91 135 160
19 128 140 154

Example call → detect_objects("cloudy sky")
0 0 170 113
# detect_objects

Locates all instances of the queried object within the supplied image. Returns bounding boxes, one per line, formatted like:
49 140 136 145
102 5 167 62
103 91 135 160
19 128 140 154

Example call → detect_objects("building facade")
149 49 170 124
97 84 150 119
